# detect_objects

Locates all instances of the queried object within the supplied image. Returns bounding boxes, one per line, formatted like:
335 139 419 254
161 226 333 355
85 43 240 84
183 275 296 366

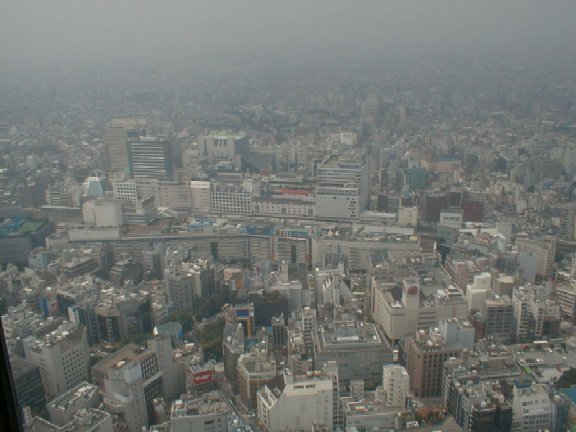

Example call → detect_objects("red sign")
408 286 419 295
192 370 214 385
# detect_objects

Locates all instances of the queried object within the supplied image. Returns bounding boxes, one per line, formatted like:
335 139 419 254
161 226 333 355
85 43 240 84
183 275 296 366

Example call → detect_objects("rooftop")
171 391 230 418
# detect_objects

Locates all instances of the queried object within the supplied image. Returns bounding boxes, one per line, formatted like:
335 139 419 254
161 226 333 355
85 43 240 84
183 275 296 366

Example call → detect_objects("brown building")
405 329 462 398
236 353 276 411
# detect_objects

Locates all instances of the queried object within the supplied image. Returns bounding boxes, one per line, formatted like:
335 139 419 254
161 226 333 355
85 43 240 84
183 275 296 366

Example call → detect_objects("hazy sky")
2 0 576 69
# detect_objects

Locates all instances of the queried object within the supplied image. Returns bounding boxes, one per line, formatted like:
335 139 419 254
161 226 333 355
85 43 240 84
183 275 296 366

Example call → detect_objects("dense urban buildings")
3 4 576 431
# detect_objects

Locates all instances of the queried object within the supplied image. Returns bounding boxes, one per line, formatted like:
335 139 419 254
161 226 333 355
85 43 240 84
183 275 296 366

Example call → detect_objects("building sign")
192 370 214 385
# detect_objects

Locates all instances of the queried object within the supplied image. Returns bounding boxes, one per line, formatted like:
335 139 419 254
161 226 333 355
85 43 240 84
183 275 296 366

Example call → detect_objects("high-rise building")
550 393 570 432
128 137 172 181
23 321 90 399
9 355 46 419
165 261 207 311
483 295 514 342
236 353 277 411
147 335 181 402
404 328 463 398
315 154 370 220
381 365 410 408
106 119 147 172
222 323 245 393
257 370 333 432
93 344 164 432
198 133 249 170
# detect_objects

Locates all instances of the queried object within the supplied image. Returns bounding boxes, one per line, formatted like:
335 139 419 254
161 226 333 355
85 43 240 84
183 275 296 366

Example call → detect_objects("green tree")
556 368 576 389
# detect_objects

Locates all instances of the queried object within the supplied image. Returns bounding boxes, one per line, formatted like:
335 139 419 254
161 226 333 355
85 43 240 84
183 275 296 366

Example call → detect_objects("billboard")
192 369 214 385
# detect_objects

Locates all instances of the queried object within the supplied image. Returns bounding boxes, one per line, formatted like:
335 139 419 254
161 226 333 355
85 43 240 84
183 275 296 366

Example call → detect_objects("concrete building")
165 259 212 311
480 295 514 342
93 344 163 432
512 285 561 342
372 279 469 343
237 353 277 411
312 320 393 389
440 212 463 229
465 273 492 315
9 355 47 419
198 133 248 170
314 234 420 272
210 178 256 215
446 380 512 432
405 328 463 398
516 237 557 278
222 323 245 393
438 318 475 352
315 154 370 220
171 391 230 432
397 206 418 227
106 119 147 172
257 370 333 432
147 335 181 402
190 181 211 214
82 199 123 227
341 393 408 432
112 179 139 201
23 321 90 399
121 195 157 225
136 179 193 213
128 137 172 180
381 365 410 407
511 379 552 432
47 382 100 426
27 408 114 432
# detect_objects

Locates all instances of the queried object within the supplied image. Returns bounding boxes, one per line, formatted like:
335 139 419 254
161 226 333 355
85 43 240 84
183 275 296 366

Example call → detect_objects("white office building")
23 321 90 399
257 370 333 432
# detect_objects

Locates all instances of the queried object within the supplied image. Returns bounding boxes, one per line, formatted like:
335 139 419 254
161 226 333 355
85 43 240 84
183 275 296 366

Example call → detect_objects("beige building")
23 321 90 399
372 279 468 343
257 370 333 432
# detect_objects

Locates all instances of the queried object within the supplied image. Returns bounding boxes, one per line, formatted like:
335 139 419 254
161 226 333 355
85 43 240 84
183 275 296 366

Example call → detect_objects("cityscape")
2 1 576 432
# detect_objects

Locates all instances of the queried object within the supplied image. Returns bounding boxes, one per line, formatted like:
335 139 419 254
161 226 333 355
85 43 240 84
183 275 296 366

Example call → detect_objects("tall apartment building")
93 344 164 432
106 119 147 172
128 137 172 180
404 328 463 398
315 154 370 220
257 370 333 432
516 237 557 278
512 285 561 342
23 321 90 399
381 365 410 407
165 259 212 311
